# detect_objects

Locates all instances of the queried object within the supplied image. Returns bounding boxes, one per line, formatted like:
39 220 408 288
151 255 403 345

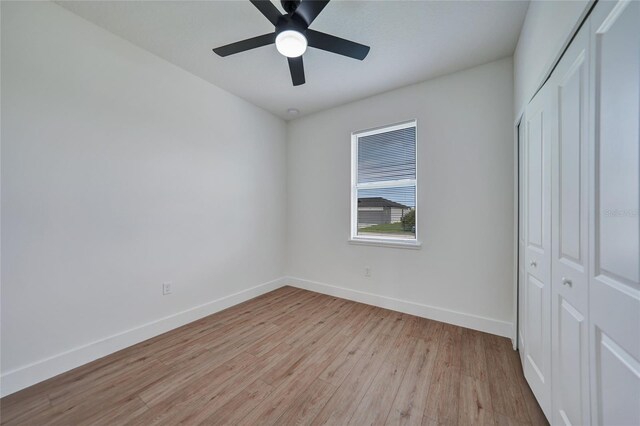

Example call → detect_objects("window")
350 120 419 247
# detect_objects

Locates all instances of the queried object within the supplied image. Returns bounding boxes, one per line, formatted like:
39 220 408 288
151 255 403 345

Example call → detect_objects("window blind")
357 126 416 183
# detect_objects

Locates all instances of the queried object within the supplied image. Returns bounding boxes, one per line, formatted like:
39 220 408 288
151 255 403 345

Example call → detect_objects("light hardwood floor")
1 286 547 425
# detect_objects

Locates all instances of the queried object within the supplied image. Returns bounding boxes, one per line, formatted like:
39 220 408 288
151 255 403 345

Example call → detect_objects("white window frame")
349 120 421 249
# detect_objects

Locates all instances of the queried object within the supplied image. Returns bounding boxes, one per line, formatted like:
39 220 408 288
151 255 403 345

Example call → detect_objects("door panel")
589 1 640 424
526 275 545 381
557 298 586 425
557 55 584 265
594 0 640 285
523 82 553 418
597 331 640 426
526 111 544 251
550 22 590 426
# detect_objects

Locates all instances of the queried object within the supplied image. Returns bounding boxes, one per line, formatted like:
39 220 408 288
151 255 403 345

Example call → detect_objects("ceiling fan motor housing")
281 0 301 14
275 10 308 35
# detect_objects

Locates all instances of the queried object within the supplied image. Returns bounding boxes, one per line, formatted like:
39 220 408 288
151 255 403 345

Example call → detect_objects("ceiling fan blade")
250 0 282 26
213 33 276 57
288 56 305 86
306 29 370 60
294 0 330 26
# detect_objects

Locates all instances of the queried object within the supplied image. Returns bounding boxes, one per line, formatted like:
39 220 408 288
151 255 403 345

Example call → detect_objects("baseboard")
0 277 287 398
2 276 514 397
286 276 514 339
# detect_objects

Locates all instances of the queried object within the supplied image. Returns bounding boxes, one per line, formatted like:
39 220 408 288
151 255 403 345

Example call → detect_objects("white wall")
1 1 286 396
514 0 591 118
286 58 515 336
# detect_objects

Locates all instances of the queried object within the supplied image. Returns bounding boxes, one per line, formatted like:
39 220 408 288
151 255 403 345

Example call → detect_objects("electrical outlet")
162 282 172 295
364 267 371 278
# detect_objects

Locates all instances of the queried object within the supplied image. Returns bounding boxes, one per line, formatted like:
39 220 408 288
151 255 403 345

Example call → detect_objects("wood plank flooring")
0 286 548 425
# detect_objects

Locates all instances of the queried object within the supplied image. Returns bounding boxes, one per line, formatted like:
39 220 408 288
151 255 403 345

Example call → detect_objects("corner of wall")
0 277 288 397
285 277 514 339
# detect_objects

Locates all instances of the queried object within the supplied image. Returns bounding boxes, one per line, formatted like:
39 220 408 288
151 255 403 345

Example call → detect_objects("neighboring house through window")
350 120 418 246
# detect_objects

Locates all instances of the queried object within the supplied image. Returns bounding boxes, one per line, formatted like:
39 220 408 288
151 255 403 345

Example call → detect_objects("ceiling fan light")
275 30 307 58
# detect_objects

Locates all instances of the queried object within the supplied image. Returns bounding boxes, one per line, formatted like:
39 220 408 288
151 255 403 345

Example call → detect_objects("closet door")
523 81 554 418
588 1 640 424
550 23 591 426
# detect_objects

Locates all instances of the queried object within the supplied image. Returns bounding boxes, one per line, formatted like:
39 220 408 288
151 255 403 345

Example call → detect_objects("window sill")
348 237 422 250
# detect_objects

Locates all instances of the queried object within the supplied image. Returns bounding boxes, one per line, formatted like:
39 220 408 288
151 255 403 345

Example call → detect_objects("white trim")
353 119 417 138
0 277 287 398
513 115 523 350
286 276 514 338
351 132 359 238
348 237 422 249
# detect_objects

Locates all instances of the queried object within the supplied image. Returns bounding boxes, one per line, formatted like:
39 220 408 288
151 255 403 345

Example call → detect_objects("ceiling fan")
212 0 370 86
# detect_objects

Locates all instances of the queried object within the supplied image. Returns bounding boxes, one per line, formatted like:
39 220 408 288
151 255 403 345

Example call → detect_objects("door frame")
513 116 522 350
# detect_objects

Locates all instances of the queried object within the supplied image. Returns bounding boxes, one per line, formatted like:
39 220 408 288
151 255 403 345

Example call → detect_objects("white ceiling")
57 0 529 119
